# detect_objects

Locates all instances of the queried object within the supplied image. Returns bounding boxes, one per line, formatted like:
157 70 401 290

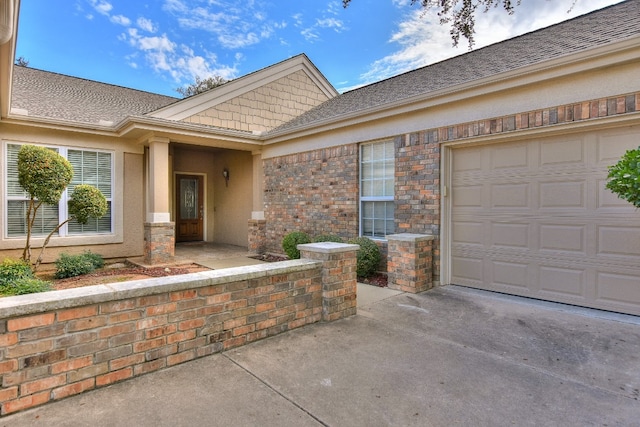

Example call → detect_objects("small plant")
0 258 33 284
606 147 640 208
0 258 51 296
313 234 343 243
347 236 381 278
80 250 105 269
54 252 104 279
1 278 52 296
282 231 311 259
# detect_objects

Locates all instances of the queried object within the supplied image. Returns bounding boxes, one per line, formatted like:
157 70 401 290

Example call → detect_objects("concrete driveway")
3 285 639 426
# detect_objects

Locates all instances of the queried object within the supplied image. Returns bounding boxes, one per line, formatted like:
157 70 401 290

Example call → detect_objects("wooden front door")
175 174 204 242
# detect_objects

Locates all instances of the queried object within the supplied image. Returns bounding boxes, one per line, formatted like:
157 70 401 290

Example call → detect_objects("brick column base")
387 233 434 293
248 219 267 255
144 222 175 265
298 242 359 321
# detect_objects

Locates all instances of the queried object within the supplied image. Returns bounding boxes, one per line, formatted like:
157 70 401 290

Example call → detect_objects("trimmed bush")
1 278 52 296
313 234 343 243
606 147 640 208
0 258 51 296
54 251 104 279
347 237 381 278
0 258 33 285
282 231 311 259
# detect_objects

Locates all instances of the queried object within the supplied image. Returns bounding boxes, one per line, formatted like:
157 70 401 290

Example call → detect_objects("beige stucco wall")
181 70 331 133
171 146 252 247
0 123 145 263
212 150 253 247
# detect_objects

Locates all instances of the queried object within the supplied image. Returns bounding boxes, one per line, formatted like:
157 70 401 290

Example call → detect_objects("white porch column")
147 136 171 223
144 136 174 264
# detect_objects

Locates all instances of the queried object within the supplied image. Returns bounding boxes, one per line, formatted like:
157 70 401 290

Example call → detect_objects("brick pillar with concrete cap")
298 242 359 321
387 233 435 293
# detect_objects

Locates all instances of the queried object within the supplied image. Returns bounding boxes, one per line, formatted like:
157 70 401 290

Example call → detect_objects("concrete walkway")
2 283 639 426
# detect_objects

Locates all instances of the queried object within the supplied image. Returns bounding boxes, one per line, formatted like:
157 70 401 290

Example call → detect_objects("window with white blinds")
360 141 395 238
5 143 113 237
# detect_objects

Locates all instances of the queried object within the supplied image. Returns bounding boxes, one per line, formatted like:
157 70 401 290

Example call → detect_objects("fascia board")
265 36 640 144
149 55 338 121
0 0 19 120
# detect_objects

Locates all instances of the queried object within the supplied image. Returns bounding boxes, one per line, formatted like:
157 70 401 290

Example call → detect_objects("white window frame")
359 140 395 239
4 142 114 239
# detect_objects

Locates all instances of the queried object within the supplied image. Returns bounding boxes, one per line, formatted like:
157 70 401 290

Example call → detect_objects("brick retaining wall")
0 244 357 416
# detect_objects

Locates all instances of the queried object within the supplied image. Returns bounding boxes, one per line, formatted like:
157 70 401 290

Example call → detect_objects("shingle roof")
269 0 640 134
11 66 178 125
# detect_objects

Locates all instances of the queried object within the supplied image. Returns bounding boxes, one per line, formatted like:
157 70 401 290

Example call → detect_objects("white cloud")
357 0 622 88
110 15 131 26
89 0 112 16
137 17 157 33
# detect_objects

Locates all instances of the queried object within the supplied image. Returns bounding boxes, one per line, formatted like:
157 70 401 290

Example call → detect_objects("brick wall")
263 144 359 254
0 246 357 416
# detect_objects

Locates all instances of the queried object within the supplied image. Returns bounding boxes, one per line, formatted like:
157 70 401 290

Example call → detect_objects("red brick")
178 318 204 331
170 289 197 301
110 353 145 371
51 378 95 400
57 306 98 321
66 316 108 332
1 391 50 415
146 324 177 339
98 323 136 339
5 339 53 358
100 300 136 313
51 356 93 374
0 386 18 402
96 367 133 387
0 332 17 346
8 313 55 331
133 359 165 376
146 303 177 316
0 359 18 374
20 374 66 395
167 350 196 366
167 330 196 344
133 337 165 352
108 310 143 324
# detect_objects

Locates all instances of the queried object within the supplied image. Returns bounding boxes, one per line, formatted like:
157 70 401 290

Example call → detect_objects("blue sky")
16 0 623 97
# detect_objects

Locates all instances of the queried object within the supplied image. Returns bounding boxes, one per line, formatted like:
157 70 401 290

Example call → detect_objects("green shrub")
313 234 343 243
1 278 52 296
0 258 33 286
81 251 105 269
606 147 640 208
347 237 381 278
0 259 51 296
282 231 311 259
54 252 102 279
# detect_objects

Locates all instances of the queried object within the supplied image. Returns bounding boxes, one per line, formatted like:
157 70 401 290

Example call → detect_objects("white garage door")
450 126 640 316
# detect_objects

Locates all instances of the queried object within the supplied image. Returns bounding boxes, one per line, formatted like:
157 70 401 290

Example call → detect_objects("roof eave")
265 35 640 144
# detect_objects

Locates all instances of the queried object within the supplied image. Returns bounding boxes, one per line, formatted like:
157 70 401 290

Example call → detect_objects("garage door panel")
450 126 640 316
490 143 529 169
539 265 585 297
452 221 484 245
491 183 530 208
596 271 640 307
539 181 585 208
491 222 530 248
451 256 484 283
597 226 640 258
540 138 585 165
539 224 586 254
492 261 529 289
597 132 639 163
597 178 638 209
452 185 483 208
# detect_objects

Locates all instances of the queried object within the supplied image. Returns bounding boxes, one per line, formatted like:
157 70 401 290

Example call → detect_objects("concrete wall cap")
387 233 435 242
298 242 360 253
